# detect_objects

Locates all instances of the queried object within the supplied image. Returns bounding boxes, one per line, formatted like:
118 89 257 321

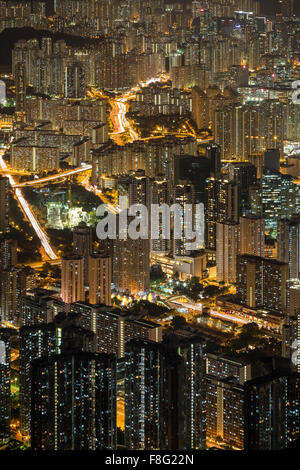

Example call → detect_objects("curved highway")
0 152 58 260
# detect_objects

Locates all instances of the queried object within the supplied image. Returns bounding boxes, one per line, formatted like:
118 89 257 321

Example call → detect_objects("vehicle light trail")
210 309 250 325
13 165 92 188
169 300 203 311
109 97 139 145
0 153 57 260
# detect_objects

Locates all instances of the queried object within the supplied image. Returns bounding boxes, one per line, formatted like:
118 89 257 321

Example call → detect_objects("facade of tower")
61 255 85 304
118 169 151 208
19 317 96 438
206 143 221 178
15 62 26 112
240 216 265 258
124 336 207 450
64 62 86 98
280 0 294 17
70 302 162 358
206 354 252 450
0 266 26 326
228 162 257 215
216 221 240 283
179 339 207 450
0 239 17 270
19 288 65 327
125 339 163 450
205 178 240 251
174 154 210 206
172 183 196 257
113 214 150 295
19 323 58 437
277 216 300 280
151 176 171 254
261 169 298 232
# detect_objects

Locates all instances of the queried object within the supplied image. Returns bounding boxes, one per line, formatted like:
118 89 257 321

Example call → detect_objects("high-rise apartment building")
245 372 300 450
20 288 65 327
61 255 85 304
117 169 151 208
192 86 238 131
206 144 221 178
261 169 298 232
206 353 252 384
91 137 197 184
11 142 60 172
228 163 257 189
205 178 240 251
151 176 171 253
125 335 207 450
0 239 17 270
73 222 92 285
173 154 210 206
88 254 112 306
206 353 253 450
0 328 13 444
216 221 240 283
279 0 294 16
283 280 300 372
31 350 116 450
227 162 257 215
70 302 162 358
214 101 286 160
125 339 162 450
64 62 86 99
15 63 26 112
240 216 265 257
277 216 300 280
206 376 245 449
264 149 280 173
178 338 207 450
0 176 9 235
0 267 24 325
19 315 95 438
